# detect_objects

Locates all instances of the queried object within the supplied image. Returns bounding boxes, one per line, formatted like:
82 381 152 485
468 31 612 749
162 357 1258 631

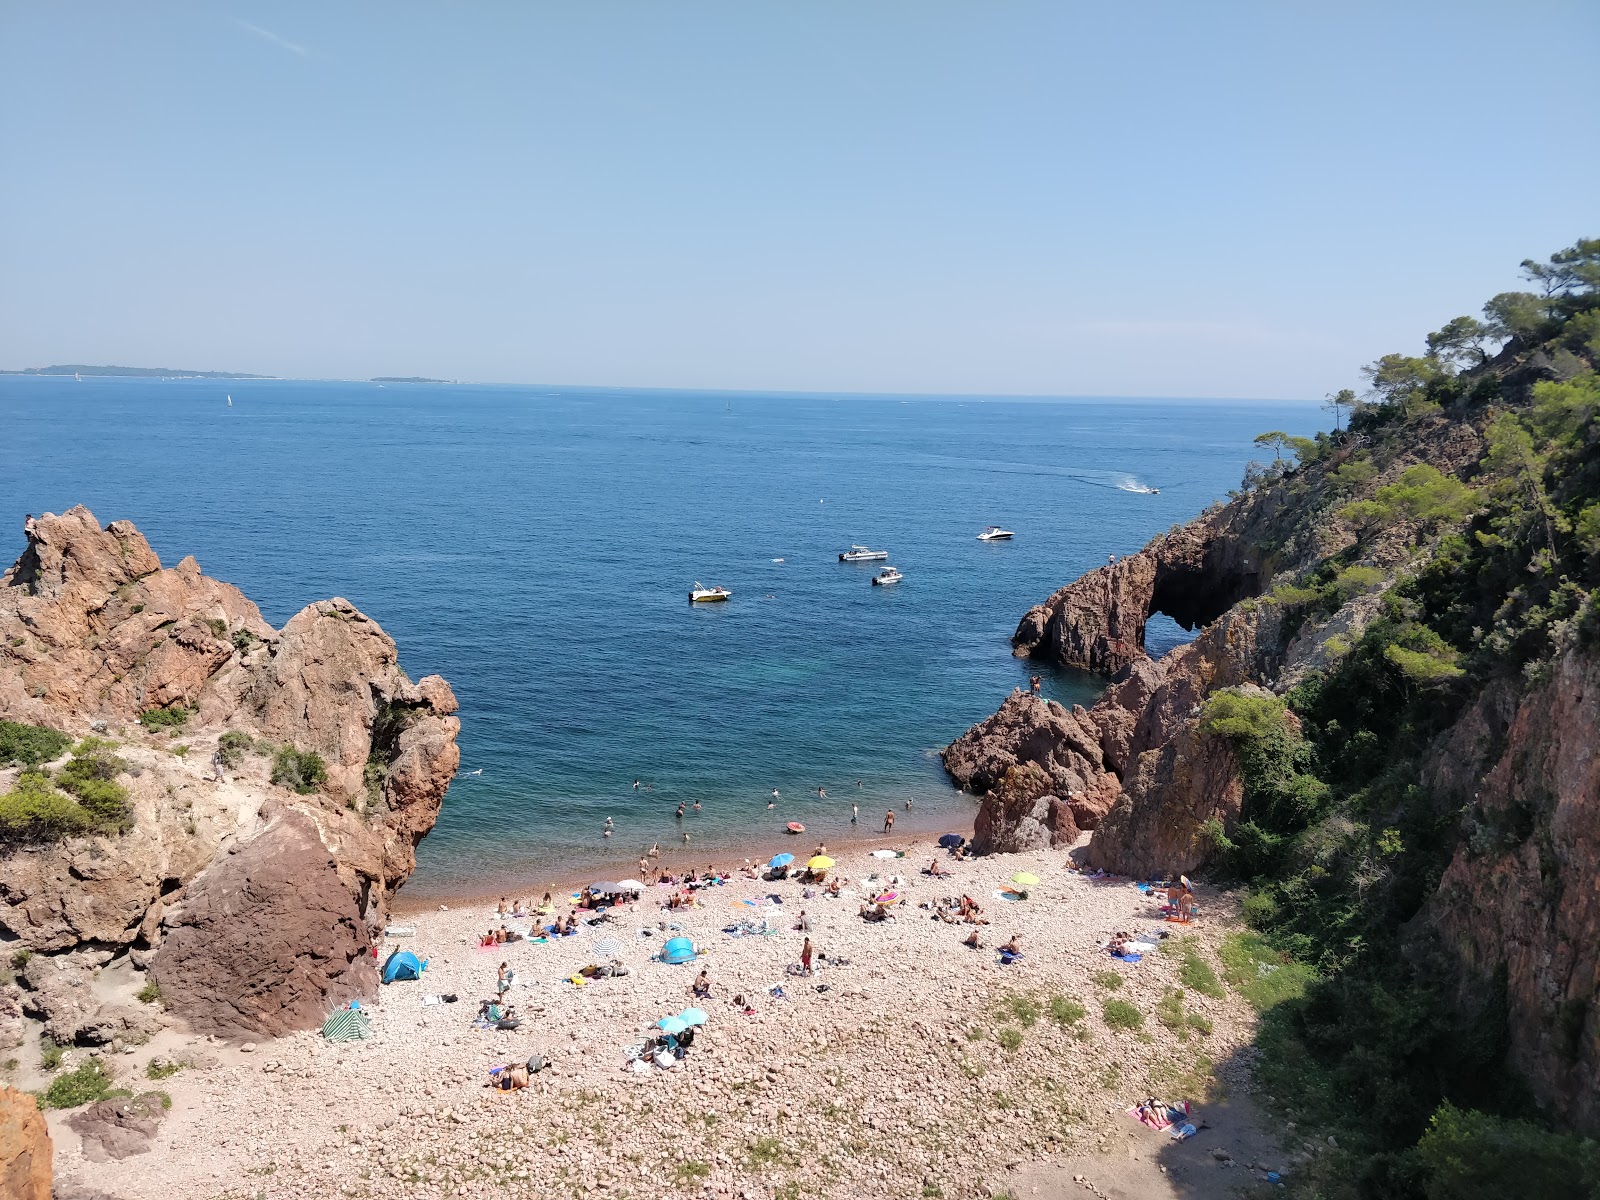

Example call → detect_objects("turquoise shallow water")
0 377 1318 892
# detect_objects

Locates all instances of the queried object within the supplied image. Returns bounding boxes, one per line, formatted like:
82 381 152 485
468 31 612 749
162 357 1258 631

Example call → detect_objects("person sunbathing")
1000 934 1022 956
540 891 553 910
927 858 948 877
963 929 982 949
826 877 843 897
691 969 712 998
496 897 509 916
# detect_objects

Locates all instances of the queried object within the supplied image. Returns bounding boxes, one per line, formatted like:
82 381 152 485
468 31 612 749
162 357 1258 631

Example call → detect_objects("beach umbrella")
768 853 795 869
938 833 965 848
807 855 835 869
589 881 618 894
594 937 623 958
613 879 644 892
679 1008 708 1027
657 1015 688 1035
1010 872 1041 888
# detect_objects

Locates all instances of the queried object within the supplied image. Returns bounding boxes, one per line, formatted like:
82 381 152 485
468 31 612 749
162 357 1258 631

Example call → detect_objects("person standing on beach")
800 937 813 976
884 810 895 833
639 856 650 877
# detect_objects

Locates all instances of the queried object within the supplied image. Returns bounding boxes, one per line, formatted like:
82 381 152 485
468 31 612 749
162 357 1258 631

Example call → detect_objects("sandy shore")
48 836 1287 1200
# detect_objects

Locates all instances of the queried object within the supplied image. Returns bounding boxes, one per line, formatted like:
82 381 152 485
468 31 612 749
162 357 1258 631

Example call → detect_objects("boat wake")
1116 476 1159 494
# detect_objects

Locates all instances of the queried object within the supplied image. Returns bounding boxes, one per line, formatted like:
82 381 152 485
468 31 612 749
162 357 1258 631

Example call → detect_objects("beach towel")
1111 951 1143 963
998 950 1024 966
1126 940 1158 954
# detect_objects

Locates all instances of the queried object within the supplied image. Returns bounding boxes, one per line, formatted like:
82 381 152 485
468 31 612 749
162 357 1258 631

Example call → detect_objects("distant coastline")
371 376 450 383
0 364 270 379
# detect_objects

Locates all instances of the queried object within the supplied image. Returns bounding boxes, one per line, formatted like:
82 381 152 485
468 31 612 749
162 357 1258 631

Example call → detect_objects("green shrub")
270 746 327 794
54 739 130 830
999 992 1040 1028
1155 988 1189 1039
1416 1102 1600 1199
1091 970 1123 990
1186 1012 1213 1036
137 705 191 732
230 628 258 653
136 979 161 1005
0 773 92 842
0 720 70 768
39 1038 64 1071
1101 999 1143 1030
10 949 32 970
39 1059 120 1109
996 1026 1023 1052
217 730 254 767
1047 995 1086 1027
1172 938 1224 998
146 1059 182 1080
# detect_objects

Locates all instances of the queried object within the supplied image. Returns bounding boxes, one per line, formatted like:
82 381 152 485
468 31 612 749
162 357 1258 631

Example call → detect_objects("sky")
1 2 1596 398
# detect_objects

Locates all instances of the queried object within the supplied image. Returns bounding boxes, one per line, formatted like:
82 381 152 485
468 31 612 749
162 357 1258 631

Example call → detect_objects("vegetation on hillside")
0 733 132 842
1206 238 1599 1198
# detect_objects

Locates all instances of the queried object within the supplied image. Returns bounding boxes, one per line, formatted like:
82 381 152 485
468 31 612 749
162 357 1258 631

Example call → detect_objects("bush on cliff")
0 772 93 841
137 704 191 732
0 719 71 768
271 746 328 794
1415 1103 1600 1200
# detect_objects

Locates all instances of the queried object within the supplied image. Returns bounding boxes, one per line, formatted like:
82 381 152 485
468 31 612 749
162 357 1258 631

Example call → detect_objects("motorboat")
839 545 889 562
689 583 732 603
871 566 903 586
977 526 1015 541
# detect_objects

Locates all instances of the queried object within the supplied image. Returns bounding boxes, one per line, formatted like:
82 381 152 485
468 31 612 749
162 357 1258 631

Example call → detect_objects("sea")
0 376 1320 895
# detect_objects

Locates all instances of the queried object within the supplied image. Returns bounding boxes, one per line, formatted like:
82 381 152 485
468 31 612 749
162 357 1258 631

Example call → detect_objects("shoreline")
392 816 967 916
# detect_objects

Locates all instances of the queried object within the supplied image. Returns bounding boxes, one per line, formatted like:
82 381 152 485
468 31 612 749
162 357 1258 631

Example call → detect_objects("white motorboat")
839 545 890 562
689 583 732 603
977 526 1015 541
871 566 903 586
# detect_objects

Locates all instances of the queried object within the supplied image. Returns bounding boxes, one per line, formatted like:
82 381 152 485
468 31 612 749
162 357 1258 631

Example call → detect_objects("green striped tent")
321 1006 371 1042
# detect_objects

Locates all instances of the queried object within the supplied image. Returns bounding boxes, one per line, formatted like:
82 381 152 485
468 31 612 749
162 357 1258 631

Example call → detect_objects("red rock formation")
0 506 460 1039
970 763 1081 855
0 1085 51 1200
65 1091 167 1162
153 810 377 1037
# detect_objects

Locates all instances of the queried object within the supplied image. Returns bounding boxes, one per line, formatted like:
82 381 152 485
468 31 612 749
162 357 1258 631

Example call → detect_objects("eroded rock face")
1428 643 1600 1136
0 1085 51 1200
0 507 459 1039
154 810 376 1037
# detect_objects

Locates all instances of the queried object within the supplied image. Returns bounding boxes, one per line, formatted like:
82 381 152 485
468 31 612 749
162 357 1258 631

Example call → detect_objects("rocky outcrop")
0 507 459 1039
970 763 1081 855
0 1086 50 1200
1011 510 1267 674
1428 643 1600 1136
66 1091 168 1162
942 691 1119 830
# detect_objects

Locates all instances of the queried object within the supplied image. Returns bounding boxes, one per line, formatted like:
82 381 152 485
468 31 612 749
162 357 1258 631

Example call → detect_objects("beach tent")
660 937 696 964
321 1006 371 1042
382 949 426 983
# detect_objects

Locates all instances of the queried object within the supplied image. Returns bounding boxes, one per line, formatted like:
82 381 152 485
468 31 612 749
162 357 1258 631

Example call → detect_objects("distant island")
371 376 449 384
1 364 269 379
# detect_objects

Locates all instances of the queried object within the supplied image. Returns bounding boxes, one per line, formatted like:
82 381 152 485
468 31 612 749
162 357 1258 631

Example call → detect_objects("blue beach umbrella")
938 833 965 848
657 1015 688 1035
768 853 795 869
679 1008 708 1027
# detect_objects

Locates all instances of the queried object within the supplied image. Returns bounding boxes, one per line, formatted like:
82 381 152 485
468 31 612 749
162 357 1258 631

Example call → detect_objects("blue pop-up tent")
382 949 426 983
660 937 696 965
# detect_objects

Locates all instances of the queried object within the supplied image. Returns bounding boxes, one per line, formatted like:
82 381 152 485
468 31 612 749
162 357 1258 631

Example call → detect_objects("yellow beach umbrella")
808 855 835 870
1010 871 1041 888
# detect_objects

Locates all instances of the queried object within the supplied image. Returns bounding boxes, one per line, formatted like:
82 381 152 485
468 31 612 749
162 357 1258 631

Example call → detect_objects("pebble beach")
49 836 1277 1200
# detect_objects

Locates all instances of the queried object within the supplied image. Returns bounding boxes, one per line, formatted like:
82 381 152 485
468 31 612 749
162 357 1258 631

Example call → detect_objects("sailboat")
226 395 233 407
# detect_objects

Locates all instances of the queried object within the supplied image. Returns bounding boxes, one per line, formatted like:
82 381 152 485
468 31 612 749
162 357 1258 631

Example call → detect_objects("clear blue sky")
1 2 1595 397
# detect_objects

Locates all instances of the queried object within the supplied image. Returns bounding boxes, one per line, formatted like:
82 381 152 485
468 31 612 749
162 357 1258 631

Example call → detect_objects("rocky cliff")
0 506 459 1040
945 239 1600 1147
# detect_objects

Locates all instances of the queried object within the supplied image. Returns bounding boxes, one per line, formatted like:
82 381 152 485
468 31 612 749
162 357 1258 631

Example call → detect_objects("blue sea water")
0 376 1319 893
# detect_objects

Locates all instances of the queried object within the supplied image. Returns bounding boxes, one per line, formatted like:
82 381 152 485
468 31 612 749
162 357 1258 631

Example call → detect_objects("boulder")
66 1090 168 1162
152 810 377 1037
971 764 1081 855
942 691 1118 829
0 1085 50 1200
